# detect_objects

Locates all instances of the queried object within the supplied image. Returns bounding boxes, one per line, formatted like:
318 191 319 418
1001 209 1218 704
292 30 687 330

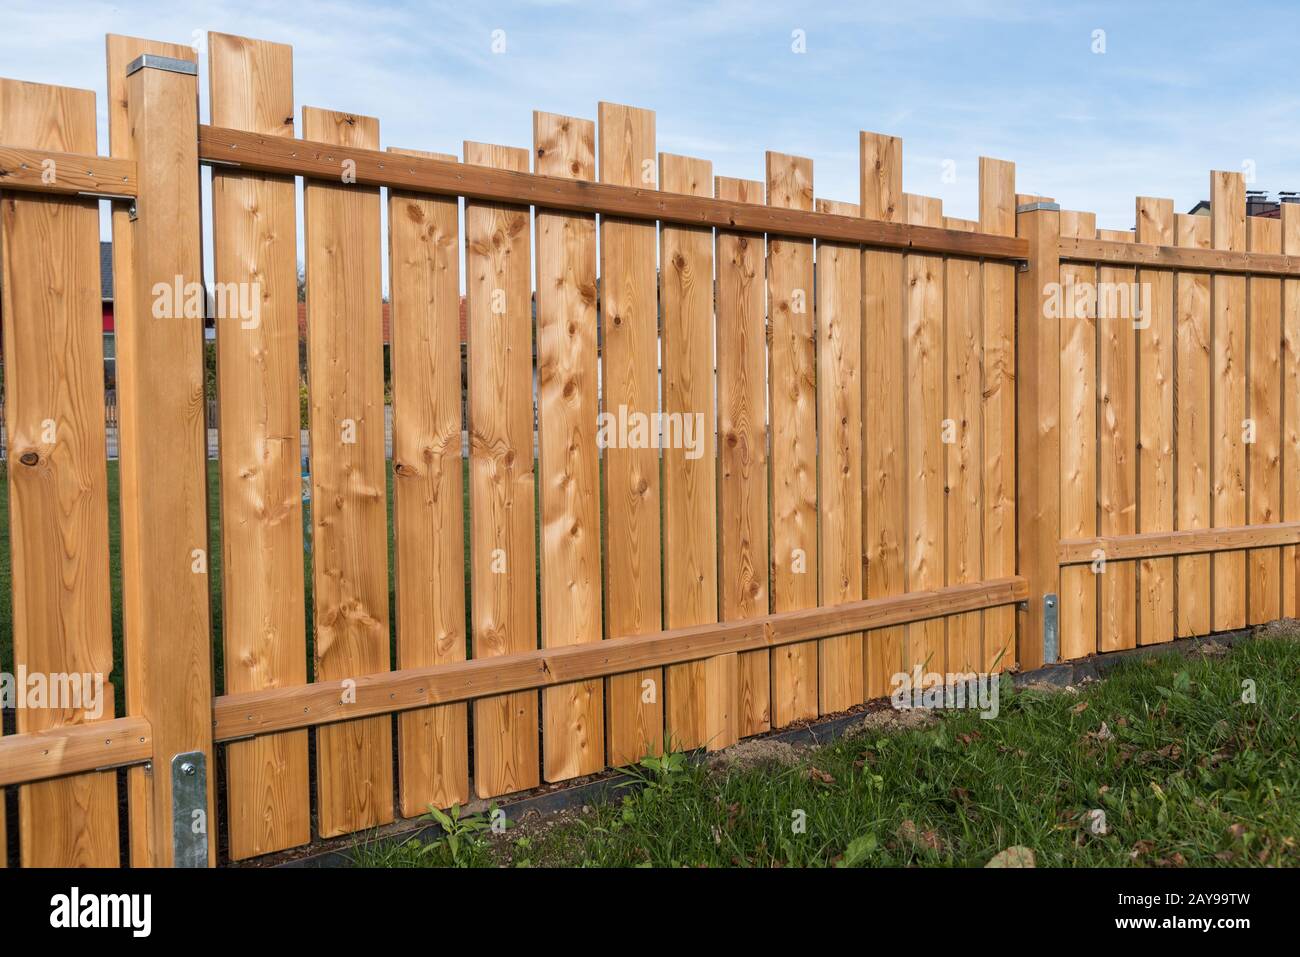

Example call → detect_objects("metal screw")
181 762 196 777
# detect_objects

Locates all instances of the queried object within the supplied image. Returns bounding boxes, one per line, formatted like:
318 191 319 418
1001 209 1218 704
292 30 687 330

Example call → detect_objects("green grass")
354 635 1300 867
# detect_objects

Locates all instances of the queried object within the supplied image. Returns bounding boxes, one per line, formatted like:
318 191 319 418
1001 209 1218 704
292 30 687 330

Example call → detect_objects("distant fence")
0 30 1295 869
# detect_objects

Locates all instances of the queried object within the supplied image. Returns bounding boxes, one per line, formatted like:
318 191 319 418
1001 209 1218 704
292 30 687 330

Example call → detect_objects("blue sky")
5 0 1300 232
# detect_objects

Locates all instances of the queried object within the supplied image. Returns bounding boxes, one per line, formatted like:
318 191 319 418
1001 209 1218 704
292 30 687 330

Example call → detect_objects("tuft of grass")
355 635 1300 868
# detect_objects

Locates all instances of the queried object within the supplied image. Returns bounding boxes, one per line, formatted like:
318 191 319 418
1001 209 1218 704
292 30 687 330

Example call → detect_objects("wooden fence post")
108 39 217 867
1014 199 1061 671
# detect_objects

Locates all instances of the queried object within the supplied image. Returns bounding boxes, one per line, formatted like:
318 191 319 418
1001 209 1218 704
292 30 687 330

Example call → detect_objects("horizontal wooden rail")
1060 236 1300 277
0 716 152 787
0 144 138 198
1058 522 1300 564
198 125 1028 261
214 576 1028 741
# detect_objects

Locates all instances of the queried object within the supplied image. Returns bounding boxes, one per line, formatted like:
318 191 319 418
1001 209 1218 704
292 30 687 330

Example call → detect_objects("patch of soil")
705 737 810 773
492 805 592 866
1254 619 1300 642
1191 639 1231 658
843 707 940 738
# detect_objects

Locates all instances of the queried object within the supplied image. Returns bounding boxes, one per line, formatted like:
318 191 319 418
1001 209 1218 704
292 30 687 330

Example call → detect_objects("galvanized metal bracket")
1016 201 1061 214
125 54 198 78
170 751 208 868
1042 593 1060 664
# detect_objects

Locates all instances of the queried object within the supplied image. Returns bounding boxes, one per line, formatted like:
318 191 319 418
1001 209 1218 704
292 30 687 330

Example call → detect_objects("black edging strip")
267 627 1258 868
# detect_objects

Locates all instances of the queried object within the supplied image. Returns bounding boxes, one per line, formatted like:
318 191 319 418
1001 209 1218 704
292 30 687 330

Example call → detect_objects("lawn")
352 633 1300 867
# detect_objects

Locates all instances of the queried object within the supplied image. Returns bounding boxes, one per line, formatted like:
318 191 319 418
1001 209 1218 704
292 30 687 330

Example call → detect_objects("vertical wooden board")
0 78 118 866
302 107 393 834
1247 215 1282 624
905 194 945 679
106 31 200 868
1136 198 1175 646
1015 203 1061 671
1283 204 1300 618
861 133 906 695
1212 171 1248 631
1058 210 1098 661
597 103 663 764
387 146 469 812
766 151 819 723
208 31 311 860
978 157 1016 671
814 198 864 711
1097 228 1137 651
533 112 604 780
1175 213 1212 636
659 153 727 749
715 175 770 736
945 252 982 674
464 140 540 796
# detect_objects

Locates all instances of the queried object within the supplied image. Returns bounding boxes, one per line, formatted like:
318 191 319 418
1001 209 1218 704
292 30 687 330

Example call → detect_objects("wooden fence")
0 30 1295 867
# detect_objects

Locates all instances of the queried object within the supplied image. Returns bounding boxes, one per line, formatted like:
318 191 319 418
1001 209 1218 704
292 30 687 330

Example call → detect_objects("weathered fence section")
0 29 1297 868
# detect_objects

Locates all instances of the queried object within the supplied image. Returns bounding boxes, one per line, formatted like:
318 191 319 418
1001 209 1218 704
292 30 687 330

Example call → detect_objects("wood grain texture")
659 153 727 750
0 77 118 867
0 717 150 788
1058 236 1300 277
214 578 1031 738
1247 215 1282 624
1059 522 1300 562
199 125 1029 261
303 106 393 835
115 43 217 865
766 150 819 724
0 145 135 198
105 30 198 869
464 139 540 797
905 194 946 679
979 158 1017 671
1136 198 1175 646
533 112 604 780
1211 171 1247 630
1058 210 1098 661
208 31 311 860
814 198 865 710
1283 204 1300 618
945 247 983 673
715 175 770 737
861 133 906 695
1014 204 1061 671
1175 212 1213 636
1098 227 1138 651
597 102 663 765
387 144 469 812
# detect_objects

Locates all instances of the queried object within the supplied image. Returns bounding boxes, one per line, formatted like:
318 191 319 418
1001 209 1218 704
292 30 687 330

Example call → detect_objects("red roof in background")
297 297 468 345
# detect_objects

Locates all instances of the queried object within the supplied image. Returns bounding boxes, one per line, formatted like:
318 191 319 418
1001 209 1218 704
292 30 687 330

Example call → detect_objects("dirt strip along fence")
0 31 1296 867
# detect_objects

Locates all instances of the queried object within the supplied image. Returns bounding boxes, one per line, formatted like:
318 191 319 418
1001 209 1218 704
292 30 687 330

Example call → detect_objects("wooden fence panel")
1098 227 1137 651
114 39 217 865
1175 212 1213 637
1058 210 1098 660
661 153 730 750
815 198 864 710
944 231 983 674
387 144 469 811
1136 198 1175 646
1211 171 1248 631
208 31 311 860
978 158 1016 673
464 140 540 798
1284 204 1300 618
302 106 393 835
715 175 770 737
905 193 946 679
861 133 906 695
766 150 819 724
1247 215 1283 624
597 102 663 765
533 112 604 782
0 78 118 867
